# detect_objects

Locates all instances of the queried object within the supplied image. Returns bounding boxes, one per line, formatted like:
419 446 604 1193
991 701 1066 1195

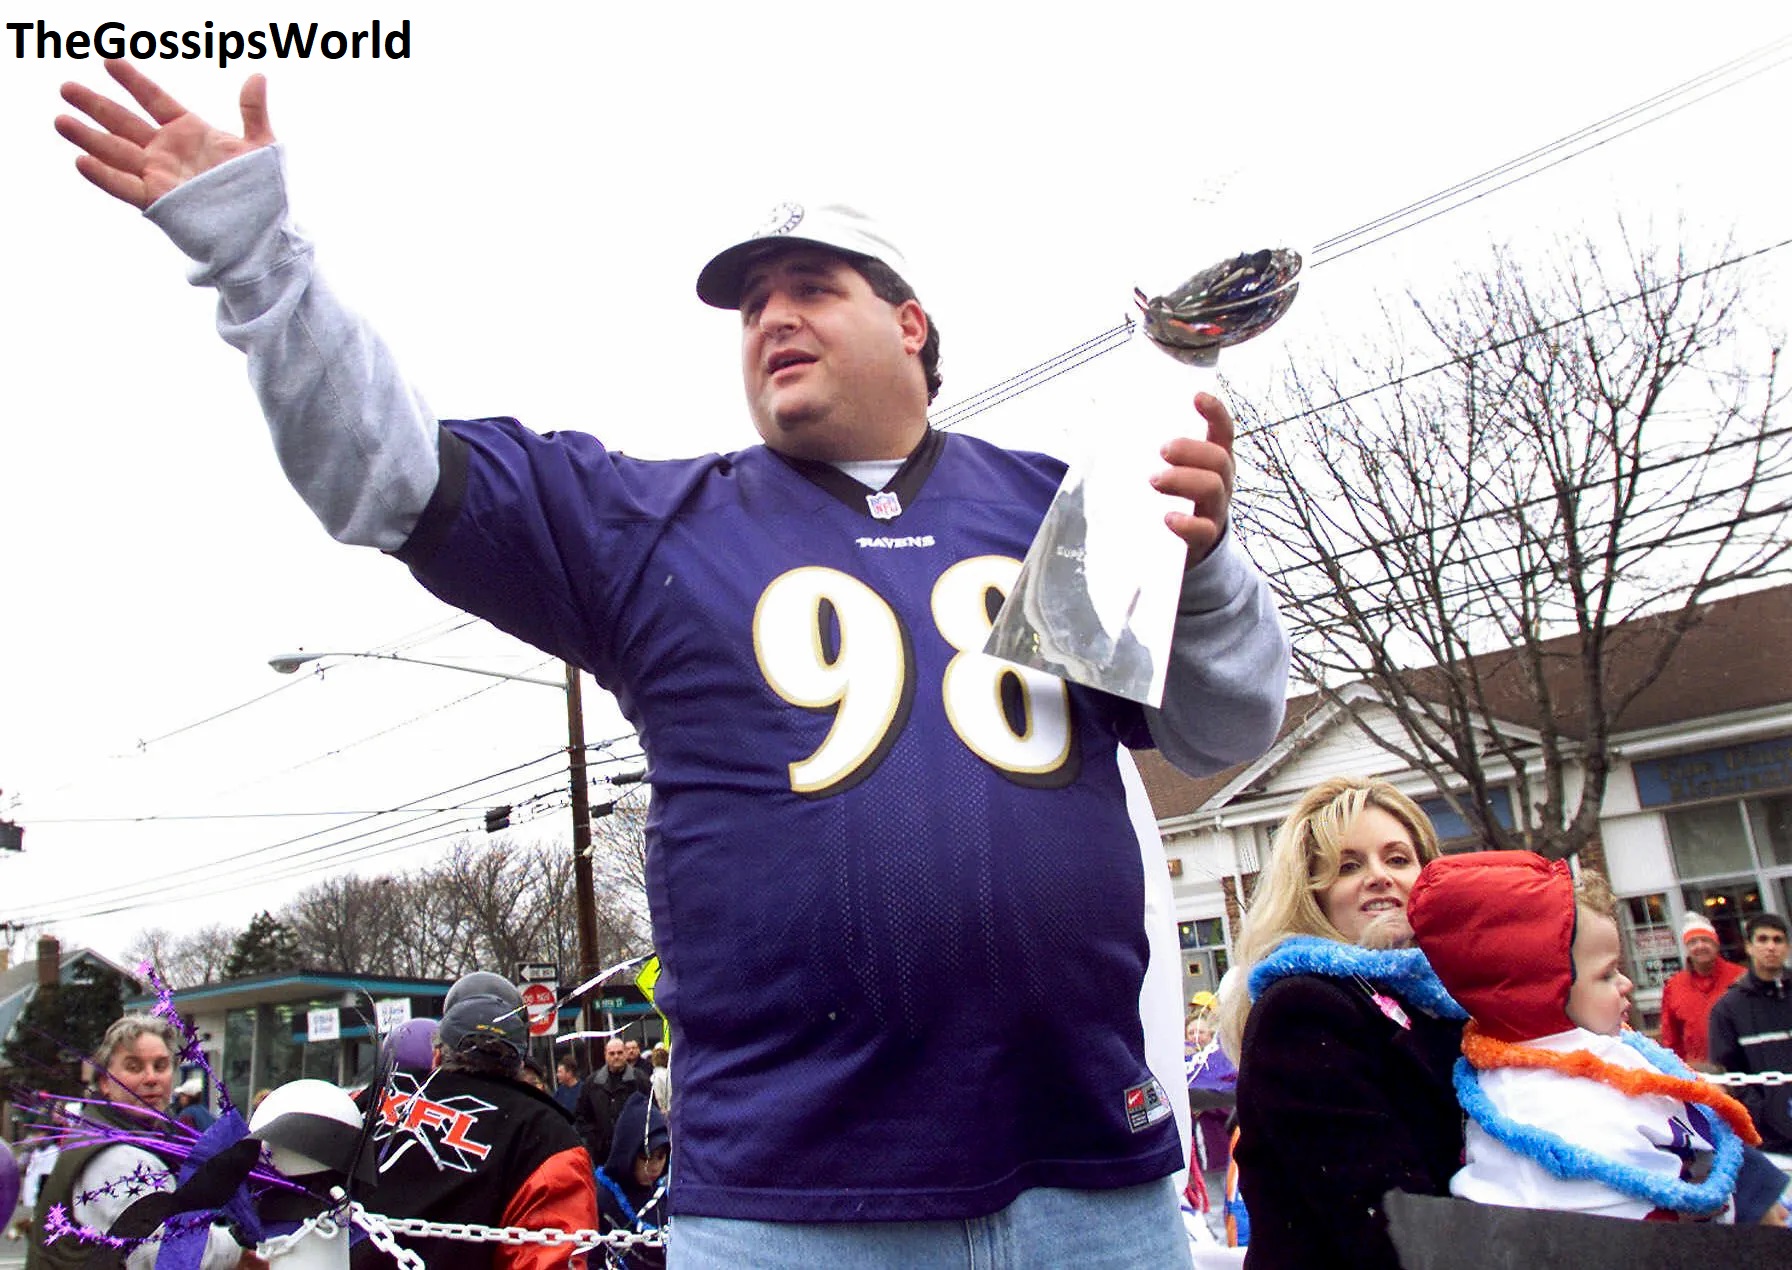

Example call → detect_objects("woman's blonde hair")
1218 777 1441 1057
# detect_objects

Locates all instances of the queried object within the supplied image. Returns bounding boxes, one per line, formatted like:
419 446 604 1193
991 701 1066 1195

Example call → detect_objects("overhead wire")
928 32 1792 434
6 750 567 921
1248 421 1792 585
1309 36 1792 263
215 654 562 796
1236 234 1792 438
14 733 650 923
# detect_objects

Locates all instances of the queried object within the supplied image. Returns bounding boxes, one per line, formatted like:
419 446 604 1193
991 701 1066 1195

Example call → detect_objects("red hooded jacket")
1406 851 1578 1042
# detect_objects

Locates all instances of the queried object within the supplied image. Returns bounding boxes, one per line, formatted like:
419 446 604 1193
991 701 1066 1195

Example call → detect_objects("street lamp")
269 649 611 1015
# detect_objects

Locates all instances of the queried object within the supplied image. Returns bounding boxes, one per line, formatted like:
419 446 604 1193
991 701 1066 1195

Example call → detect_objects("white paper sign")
307 1008 341 1043
375 998 413 1034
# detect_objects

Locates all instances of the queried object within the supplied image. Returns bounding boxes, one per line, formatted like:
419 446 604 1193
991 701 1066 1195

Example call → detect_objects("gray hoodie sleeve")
1144 530 1290 775
143 144 437 551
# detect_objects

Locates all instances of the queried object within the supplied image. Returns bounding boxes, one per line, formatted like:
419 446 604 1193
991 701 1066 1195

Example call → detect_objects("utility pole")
564 663 601 1033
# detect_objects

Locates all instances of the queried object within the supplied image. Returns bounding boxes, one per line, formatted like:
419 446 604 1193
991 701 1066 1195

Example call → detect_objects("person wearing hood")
595 1092 669 1270
1407 852 1777 1224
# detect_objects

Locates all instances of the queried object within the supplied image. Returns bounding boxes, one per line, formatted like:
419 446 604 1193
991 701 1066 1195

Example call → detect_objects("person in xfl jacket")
1708 913 1792 1152
355 972 598 1270
594 1092 668 1270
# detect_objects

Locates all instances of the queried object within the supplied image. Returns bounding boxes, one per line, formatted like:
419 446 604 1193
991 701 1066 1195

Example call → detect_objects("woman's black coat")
1234 972 1466 1269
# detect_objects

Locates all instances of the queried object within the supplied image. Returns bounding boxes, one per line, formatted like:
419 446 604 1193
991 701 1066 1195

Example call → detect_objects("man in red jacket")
1657 912 1744 1068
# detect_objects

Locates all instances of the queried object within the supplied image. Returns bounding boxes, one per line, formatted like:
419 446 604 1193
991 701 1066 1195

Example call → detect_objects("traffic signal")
0 820 20 852
483 805 512 833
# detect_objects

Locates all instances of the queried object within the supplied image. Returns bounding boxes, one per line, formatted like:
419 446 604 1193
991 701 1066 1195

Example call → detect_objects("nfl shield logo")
866 491 902 520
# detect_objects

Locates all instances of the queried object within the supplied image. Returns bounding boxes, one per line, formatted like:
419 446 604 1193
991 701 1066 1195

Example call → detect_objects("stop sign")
521 982 558 1037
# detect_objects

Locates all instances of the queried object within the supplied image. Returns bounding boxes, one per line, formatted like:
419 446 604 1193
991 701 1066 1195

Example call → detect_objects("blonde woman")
1223 777 1466 1270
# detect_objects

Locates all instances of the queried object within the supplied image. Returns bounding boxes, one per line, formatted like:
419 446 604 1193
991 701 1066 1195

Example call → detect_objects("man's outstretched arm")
56 61 438 551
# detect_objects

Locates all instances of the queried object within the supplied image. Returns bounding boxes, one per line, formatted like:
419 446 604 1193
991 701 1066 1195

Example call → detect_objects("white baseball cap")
696 200 911 309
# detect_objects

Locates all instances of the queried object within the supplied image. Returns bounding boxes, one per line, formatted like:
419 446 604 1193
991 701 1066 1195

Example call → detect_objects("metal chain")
348 1205 428 1270
1703 1068 1792 1087
347 1201 666 1254
258 1208 344 1260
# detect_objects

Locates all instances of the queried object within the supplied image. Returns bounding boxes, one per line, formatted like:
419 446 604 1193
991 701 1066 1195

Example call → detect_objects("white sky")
1 1 1788 962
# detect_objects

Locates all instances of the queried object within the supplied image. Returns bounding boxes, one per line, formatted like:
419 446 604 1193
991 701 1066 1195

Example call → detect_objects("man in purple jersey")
57 61 1289 1269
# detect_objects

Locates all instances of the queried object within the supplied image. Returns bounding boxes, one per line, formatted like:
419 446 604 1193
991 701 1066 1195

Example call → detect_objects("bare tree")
127 922 239 988
275 833 651 982
284 875 413 974
1236 230 1789 858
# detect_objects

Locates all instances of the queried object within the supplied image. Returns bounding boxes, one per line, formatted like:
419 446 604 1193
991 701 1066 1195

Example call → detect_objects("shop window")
1665 803 1753 876
223 1007 256 1113
1418 789 1515 852
1746 793 1792 868
1679 877 1762 964
1178 917 1225 949
1179 917 1230 1002
1617 892 1678 989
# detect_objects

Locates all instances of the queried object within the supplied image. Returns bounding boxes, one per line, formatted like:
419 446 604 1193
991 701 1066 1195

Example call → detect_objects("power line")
1236 234 1792 438
931 319 1134 432
1310 35 1792 264
43 825 482 924
28 809 491 824
929 34 1792 434
1272 497 1792 641
5 750 566 920
11 734 649 924
216 655 562 797
1248 422 1792 584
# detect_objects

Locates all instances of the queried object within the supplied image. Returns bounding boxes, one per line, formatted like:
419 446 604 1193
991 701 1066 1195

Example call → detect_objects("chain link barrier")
259 1078 1792 1262
258 1209 346 1261
1702 1068 1792 1087
254 1192 665 1265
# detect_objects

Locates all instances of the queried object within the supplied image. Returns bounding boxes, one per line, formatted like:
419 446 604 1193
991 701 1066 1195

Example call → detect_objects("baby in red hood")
1407 851 1760 1222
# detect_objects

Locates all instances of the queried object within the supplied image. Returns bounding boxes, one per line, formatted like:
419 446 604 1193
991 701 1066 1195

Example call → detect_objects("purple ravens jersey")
398 421 1184 1220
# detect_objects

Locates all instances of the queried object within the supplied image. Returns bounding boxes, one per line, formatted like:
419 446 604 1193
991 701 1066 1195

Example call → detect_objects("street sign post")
521 981 559 1038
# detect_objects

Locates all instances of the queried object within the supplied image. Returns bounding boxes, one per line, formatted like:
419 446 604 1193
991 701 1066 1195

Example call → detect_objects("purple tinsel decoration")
42 1203 133 1250
137 961 237 1118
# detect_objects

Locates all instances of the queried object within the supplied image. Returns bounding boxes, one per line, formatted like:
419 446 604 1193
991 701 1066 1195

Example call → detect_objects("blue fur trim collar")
1454 1030 1742 1215
1248 936 1468 1019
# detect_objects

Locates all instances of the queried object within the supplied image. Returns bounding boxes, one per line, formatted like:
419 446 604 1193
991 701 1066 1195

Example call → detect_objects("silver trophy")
984 248 1302 706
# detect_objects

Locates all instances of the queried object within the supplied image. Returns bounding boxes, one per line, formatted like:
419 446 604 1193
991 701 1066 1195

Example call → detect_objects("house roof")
0 947 143 1044
123 969 456 1015
1136 583 1792 821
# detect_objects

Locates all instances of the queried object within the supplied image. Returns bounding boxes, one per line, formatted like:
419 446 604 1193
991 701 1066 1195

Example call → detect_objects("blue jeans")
669 1178 1193 1269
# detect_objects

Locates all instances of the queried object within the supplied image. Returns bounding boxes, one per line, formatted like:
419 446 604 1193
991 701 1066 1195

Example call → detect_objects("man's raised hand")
56 60 273 210
1150 392 1237 567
